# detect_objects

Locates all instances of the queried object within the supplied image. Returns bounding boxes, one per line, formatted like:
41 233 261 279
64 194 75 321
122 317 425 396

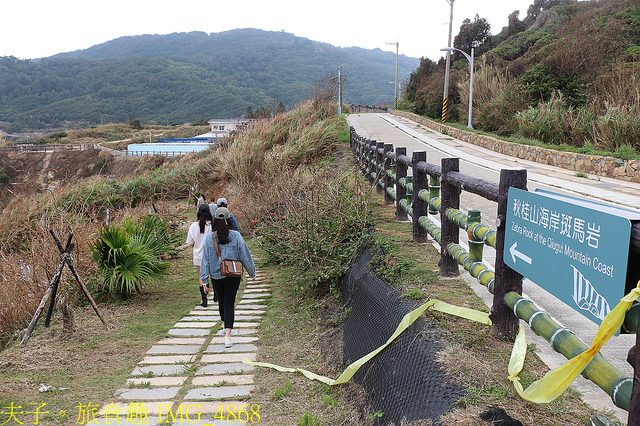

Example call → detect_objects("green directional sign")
504 188 640 326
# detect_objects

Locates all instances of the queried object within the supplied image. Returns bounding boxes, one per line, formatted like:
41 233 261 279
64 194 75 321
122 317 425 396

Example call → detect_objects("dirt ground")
0 148 172 208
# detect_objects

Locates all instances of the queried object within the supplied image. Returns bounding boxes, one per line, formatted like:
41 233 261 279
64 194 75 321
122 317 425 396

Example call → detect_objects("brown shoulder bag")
213 233 243 277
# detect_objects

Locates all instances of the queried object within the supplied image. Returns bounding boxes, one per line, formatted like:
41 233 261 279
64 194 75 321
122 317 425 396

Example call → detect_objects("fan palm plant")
91 215 178 298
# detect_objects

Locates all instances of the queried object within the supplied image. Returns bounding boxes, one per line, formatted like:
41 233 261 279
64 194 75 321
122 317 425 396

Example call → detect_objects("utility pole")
387 40 399 109
338 66 343 114
442 0 454 123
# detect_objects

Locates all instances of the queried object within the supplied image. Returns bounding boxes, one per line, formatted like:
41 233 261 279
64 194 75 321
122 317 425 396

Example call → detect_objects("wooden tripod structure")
20 229 107 345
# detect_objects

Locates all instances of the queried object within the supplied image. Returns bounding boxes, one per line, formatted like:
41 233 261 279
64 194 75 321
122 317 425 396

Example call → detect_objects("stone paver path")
91 268 270 425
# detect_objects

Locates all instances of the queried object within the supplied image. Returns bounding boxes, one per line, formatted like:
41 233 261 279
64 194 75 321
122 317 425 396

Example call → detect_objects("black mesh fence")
341 248 465 425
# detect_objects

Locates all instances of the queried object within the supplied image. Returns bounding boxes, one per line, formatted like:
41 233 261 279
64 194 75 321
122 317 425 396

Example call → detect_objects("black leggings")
212 276 241 329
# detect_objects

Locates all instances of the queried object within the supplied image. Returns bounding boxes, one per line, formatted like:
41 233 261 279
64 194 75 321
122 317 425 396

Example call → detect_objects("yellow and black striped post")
442 98 448 123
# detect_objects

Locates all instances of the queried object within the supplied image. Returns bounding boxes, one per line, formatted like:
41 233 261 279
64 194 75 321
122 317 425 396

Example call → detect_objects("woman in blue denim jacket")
201 207 256 348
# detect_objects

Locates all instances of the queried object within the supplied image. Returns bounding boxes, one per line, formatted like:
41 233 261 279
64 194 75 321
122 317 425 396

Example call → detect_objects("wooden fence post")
375 142 384 194
350 127 356 156
491 168 527 339
367 141 376 185
412 151 428 243
356 136 367 177
629 314 640 425
383 143 394 205
395 147 408 221
440 158 461 277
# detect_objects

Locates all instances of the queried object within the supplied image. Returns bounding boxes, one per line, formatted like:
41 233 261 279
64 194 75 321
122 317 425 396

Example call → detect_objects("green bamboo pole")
429 176 440 215
446 207 467 229
398 176 413 206
387 169 396 181
446 242 495 293
418 215 442 244
504 292 633 411
469 222 497 250
467 210 484 263
399 198 412 216
386 187 397 201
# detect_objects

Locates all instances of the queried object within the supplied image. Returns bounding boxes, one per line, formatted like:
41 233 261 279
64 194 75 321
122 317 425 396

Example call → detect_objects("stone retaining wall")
392 110 640 183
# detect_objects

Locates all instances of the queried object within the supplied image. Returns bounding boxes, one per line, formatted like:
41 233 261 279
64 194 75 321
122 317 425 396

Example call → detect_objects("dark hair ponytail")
197 210 211 234
213 218 231 244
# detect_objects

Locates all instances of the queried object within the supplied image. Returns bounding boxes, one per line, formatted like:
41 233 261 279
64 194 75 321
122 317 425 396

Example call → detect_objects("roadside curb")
392 110 640 183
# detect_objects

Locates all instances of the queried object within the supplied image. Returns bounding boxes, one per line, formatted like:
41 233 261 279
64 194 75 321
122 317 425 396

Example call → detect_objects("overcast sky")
3 0 535 61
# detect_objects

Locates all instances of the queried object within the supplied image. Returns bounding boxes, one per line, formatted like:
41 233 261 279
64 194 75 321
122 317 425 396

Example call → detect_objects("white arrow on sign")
509 242 532 265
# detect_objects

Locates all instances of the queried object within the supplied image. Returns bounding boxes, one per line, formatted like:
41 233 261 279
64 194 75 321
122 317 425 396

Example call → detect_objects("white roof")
207 119 244 124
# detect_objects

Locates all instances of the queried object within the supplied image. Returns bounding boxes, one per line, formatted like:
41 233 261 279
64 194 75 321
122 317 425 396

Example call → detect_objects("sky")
3 0 536 61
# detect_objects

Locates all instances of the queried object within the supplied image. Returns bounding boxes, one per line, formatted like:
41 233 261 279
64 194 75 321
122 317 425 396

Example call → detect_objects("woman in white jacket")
186 203 212 307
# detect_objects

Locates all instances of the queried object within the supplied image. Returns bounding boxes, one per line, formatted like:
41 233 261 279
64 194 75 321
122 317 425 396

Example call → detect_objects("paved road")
348 112 640 423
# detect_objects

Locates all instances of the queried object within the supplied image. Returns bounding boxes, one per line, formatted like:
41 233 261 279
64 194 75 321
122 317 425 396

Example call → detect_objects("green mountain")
0 29 418 132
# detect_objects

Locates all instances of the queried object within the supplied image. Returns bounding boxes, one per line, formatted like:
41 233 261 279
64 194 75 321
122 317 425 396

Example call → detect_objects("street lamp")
440 46 475 129
442 0 454 123
387 40 399 109
143 130 163 143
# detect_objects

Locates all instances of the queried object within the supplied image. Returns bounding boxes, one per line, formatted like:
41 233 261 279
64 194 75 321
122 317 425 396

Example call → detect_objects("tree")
128 119 143 130
525 0 576 25
404 57 438 104
453 14 491 55
508 11 526 36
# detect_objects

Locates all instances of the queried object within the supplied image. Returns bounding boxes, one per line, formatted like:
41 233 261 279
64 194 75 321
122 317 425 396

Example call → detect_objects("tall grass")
512 58 640 152
593 103 640 152
515 92 579 146
515 92 640 152
462 65 531 135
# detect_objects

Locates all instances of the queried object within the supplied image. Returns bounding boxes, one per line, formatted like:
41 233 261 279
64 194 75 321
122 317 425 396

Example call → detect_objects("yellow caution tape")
242 299 490 385
508 283 640 403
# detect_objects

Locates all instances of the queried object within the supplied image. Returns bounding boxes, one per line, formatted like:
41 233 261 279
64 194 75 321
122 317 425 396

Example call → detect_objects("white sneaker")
224 338 233 348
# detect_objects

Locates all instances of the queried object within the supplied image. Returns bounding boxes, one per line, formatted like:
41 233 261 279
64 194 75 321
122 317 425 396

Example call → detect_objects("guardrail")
348 104 391 114
126 151 185 157
155 137 218 143
0 144 93 152
350 126 640 420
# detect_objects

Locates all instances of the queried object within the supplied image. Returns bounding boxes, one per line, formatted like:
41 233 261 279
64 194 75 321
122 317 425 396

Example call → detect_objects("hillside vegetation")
0 29 417 132
0 97 354 343
403 0 640 155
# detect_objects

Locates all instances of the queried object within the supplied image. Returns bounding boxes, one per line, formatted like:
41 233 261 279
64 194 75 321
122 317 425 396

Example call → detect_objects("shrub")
90 214 178 298
128 119 143 130
253 167 372 296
